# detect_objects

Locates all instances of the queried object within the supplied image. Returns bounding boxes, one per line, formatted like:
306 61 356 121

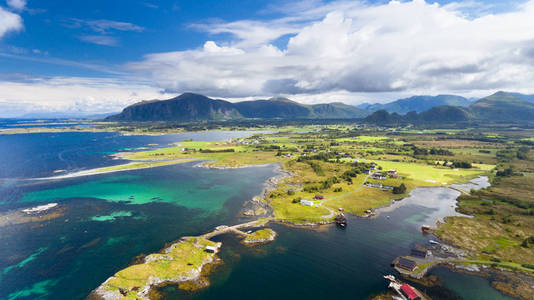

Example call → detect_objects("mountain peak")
175 93 211 100
491 91 510 97
268 96 294 103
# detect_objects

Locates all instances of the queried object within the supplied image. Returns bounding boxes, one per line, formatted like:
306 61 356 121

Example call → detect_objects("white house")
300 200 314 206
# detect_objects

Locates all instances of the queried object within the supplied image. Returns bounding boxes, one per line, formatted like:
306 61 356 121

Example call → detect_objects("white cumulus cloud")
0 6 23 39
127 0 534 100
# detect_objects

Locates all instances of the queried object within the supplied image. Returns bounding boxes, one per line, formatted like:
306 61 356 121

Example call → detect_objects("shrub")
307 161 324 176
521 236 534 248
452 161 472 169
393 183 407 194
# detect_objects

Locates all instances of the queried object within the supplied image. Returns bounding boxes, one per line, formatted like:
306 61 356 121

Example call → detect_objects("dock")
201 218 271 239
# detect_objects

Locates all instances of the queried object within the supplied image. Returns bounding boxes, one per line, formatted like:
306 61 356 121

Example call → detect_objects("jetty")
200 218 271 239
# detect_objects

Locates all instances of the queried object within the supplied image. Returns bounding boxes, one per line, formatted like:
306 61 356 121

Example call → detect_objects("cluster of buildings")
234 139 260 145
393 246 432 273
299 195 325 207
364 182 395 191
364 168 398 190
369 169 398 180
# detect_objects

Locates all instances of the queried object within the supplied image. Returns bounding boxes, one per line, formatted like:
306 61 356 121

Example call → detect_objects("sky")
1 0 534 117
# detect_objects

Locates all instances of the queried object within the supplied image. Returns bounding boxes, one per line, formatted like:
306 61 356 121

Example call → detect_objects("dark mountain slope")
364 106 471 124
106 93 242 122
234 97 311 119
469 91 534 122
106 93 369 122
508 92 534 103
311 102 369 118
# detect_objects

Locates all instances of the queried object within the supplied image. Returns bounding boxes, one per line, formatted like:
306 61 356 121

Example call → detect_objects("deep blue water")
0 131 268 178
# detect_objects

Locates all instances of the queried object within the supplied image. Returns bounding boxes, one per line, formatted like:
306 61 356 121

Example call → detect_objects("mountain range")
106 93 369 122
364 91 534 124
106 91 534 124
357 95 474 114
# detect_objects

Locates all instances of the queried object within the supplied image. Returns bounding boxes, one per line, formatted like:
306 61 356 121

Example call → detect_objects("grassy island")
92 219 276 300
242 228 277 245
93 237 220 300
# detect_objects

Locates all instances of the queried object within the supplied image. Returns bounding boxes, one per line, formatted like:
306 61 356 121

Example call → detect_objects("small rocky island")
242 228 277 245
91 237 221 300
91 219 277 300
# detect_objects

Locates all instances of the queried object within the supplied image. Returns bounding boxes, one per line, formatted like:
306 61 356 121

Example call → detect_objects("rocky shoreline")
242 228 277 245
90 237 222 300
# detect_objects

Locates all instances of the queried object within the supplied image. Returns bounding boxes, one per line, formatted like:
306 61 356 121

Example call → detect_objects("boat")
335 213 347 227
429 239 439 245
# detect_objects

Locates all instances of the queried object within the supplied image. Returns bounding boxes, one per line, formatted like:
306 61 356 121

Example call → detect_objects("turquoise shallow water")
0 163 278 300
22 171 254 212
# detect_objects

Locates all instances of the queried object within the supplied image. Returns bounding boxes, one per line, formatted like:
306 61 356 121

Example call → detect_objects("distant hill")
310 102 369 119
469 91 534 122
357 95 471 114
364 106 471 125
364 91 534 125
106 93 370 122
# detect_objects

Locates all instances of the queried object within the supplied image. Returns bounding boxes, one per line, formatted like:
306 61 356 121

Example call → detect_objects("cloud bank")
128 0 534 100
0 77 174 117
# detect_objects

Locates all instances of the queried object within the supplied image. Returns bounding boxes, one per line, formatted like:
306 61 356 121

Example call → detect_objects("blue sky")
0 0 533 116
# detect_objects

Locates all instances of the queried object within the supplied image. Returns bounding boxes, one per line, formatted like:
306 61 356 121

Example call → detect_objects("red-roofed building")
400 284 421 300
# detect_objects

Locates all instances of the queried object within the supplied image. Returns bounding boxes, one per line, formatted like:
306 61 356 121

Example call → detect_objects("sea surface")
0 131 514 300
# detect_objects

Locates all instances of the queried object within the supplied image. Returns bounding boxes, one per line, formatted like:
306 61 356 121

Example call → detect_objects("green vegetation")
77 121 534 298
98 237 220 299
436 144 534 268
112 125 500 224
243 228 277 244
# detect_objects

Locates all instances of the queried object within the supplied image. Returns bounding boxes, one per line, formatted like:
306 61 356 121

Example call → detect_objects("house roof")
411 249 427 256
400 284 419 299
398 257 417 268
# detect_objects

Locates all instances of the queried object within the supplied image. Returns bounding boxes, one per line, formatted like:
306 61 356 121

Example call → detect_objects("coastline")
88 163 291 300
31 159 198 181
91 218 274 300
385 176 534 299
57 154 510 299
